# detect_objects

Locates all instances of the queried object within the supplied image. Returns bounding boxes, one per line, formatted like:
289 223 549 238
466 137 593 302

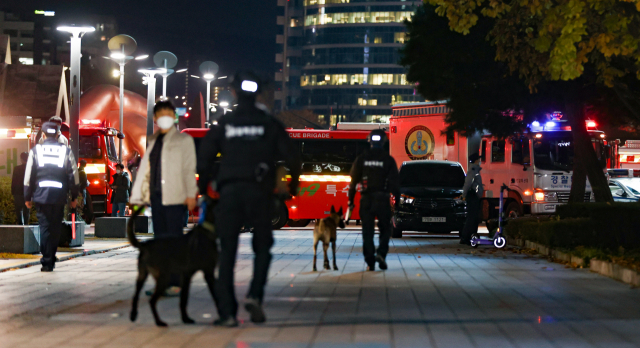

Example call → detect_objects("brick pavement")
0 229 639 348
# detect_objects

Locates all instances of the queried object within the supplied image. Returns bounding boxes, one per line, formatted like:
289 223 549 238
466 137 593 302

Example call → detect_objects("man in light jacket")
130 99 198 293
460 153 484 245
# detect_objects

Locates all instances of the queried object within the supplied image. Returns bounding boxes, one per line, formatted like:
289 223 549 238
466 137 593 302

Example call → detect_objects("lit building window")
394 32 406 44
358 98 378 106
305 12 413 26
301 74 409 86
304 0 351 5
18 57 34 65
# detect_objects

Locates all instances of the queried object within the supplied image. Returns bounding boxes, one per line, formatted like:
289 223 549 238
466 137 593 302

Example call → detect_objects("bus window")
301 140 357 163
492 140 505 163
481 140 487 163
512 137 530 165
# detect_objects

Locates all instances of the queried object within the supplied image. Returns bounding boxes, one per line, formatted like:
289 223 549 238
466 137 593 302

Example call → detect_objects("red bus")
182 125 388 229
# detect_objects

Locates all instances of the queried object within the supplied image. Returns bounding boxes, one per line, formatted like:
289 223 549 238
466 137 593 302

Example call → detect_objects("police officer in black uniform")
24 122 80 272
197 71 301 327
348 129 399 271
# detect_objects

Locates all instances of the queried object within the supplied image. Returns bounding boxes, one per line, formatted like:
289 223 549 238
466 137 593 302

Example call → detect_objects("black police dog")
127 206 218 327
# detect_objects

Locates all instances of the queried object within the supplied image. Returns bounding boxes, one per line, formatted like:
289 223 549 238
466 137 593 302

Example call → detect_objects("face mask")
156 116 174 130
116 170 122 174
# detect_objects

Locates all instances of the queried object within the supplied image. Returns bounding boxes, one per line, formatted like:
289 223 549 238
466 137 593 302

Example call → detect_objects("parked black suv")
392 161 467 238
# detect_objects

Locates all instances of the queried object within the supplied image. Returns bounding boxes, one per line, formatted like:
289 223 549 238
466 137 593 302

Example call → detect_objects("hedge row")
0 177 38 225
505 203 640 250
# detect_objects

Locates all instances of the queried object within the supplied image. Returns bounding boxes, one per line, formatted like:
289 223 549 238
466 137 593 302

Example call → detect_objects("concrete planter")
509 238 639 286
134 215 153 234
59 221 85 247
95 217 129 238
591 260 640 287
0 225 40 254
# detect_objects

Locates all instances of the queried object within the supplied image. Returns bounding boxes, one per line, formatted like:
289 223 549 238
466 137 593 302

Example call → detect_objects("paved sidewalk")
1 229 639 348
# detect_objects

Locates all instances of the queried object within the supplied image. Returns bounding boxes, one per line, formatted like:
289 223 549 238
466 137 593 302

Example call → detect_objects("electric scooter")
470 184 509 249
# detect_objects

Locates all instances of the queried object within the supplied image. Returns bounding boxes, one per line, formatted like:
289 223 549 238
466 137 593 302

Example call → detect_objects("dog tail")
127 206 144 248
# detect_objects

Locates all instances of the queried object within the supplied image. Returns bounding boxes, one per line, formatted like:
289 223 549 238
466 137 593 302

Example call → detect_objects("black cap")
230 70 262 96
368 129 387 148
42 122 60 137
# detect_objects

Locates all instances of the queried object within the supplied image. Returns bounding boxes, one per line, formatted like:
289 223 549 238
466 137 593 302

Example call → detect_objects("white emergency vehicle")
389 103 607 220
618 140 640 170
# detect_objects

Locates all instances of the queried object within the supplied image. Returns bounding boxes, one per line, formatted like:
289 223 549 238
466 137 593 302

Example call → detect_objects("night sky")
10 0 279 78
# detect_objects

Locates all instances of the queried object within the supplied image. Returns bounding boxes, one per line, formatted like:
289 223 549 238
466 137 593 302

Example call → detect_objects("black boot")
376 255 387 270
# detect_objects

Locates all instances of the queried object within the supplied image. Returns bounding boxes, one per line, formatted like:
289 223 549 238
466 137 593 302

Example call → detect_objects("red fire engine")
182 124 388 229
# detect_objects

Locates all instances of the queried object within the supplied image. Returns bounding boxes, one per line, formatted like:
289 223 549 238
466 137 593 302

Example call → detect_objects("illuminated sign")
558 142 571 147
34 10 55 16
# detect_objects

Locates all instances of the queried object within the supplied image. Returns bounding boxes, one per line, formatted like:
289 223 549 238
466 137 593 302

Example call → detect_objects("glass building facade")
276 0 423 126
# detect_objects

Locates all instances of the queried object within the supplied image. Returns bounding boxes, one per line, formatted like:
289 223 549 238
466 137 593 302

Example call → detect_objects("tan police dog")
313 206 345 271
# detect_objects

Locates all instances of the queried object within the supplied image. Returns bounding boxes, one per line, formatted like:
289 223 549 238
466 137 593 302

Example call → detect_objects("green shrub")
504 216 552 240
557 203 640 220
0 177 37 225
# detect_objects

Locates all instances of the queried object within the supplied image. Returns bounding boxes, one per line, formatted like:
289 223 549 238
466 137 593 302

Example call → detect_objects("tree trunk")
569 139 587 203
567 103 613 203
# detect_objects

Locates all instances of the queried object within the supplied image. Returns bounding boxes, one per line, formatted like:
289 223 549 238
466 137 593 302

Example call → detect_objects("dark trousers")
151 193 187 286
359 193 392 266
215 183 274 319
14 197 30 225
460 192 481 243
36 204 65 267
112 202 126 217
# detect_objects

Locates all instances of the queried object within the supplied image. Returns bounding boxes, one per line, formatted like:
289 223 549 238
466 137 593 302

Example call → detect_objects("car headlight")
400 194 415 205
454 198 465 205
534 192 557 202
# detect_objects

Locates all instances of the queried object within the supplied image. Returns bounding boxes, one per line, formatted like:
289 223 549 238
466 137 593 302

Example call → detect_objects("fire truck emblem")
405 126 435 160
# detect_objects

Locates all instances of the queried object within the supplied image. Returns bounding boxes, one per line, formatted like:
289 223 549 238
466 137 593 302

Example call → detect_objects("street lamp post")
107 34 146 161
199 61 219 124
139 68 165 144
154 51 178 99
57 25 95 162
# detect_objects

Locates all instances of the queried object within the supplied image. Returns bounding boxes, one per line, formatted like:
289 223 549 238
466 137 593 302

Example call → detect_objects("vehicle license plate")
423 217 446 223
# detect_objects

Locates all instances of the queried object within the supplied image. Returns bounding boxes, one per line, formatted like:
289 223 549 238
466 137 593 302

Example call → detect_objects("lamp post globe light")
56 25 95 162
107 34 147 161
153 51 178 98
139 68 166 143
199 61 219 124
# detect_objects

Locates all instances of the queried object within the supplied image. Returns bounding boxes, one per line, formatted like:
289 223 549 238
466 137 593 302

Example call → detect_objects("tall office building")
275 0 423 126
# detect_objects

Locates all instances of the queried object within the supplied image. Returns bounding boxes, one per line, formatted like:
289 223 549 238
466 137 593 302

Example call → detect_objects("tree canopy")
427 0 640 94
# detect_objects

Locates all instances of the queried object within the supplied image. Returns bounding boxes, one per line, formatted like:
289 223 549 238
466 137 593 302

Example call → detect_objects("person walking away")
110 163 130 217
130 99 198 296
348 130 399 271
38 116 69 146
78 160 94 222
460 154 484 245
197 71 301 327
24 122 80 272
12 152 30 225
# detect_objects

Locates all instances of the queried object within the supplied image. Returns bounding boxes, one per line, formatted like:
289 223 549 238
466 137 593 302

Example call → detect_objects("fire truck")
390 102 607 220
31 119 122 217
0 116 33 178
182 124 388 229
618 140 640 170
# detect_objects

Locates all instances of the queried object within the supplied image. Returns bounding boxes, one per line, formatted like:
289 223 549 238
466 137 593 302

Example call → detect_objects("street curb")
508 238 639 287
0 243 132 273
